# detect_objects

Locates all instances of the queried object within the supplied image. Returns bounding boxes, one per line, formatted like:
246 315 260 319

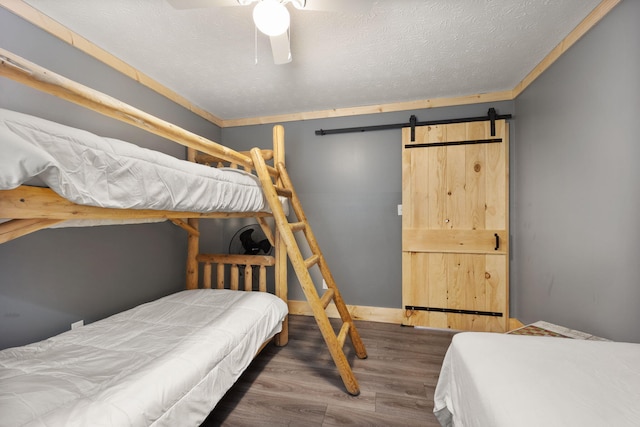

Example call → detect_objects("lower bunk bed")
433 332 640 427
0 289 288 427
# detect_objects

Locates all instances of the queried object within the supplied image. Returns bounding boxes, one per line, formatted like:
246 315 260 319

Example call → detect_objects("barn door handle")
494 233 500 251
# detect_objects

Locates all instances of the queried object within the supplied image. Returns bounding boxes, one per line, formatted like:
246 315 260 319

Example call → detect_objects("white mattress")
434 332 640 427
0 108 268 213
0 289 288 427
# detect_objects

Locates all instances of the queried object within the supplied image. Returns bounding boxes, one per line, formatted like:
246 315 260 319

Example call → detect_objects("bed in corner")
0 48 290 426
0 290 287 426
433 332 640 427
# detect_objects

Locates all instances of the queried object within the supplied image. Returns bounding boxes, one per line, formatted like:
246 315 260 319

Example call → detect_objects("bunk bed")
433 332 640 427
0 43 369 425
0 48 292 426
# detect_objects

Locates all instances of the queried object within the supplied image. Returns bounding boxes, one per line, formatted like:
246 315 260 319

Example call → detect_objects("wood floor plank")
353 370 430 399
233 360 378 412
203 389 327 426
375 391 431 420
202 315 456 426
322 403 440 427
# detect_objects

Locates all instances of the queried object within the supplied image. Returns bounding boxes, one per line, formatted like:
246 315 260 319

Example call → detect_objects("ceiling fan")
167 0 368 64
167 0 307 64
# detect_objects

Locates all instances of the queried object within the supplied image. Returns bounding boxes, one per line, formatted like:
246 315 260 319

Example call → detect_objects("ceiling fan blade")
166 0 239 9
269 32 292 65
300 0 373 13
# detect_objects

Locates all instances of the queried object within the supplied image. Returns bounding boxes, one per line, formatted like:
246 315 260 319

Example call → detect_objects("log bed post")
185 147 200 290
186 218 199 290
273 125 288 346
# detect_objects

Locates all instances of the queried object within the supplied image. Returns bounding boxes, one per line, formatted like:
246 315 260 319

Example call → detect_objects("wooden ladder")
250 144 368 396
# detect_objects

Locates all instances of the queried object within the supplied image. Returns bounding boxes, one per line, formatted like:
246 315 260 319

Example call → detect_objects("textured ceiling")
23 0 602 121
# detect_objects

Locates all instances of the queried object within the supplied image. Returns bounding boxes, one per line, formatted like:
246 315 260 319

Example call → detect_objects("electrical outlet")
397 204 403 216
71 320 84 330
322 279 328 290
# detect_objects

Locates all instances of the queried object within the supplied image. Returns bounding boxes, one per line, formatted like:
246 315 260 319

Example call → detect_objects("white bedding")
0 108 268 213
0 289 288 427
434 332 640 427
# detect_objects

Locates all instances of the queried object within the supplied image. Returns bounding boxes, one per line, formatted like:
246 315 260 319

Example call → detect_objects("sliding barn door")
402 120 509 332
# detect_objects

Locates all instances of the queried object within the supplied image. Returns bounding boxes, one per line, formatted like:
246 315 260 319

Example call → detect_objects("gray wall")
513 0 640 342
4 0 636 349
222 101 515 306
0 8 222 349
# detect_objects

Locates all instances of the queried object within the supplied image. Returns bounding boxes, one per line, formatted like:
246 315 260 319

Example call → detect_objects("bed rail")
0 218 64 244
0 48 277 177
196 150 274 170
0 186 273 221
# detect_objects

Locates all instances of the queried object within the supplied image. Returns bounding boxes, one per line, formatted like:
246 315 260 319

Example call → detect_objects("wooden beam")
185 218 199 290
222 91 514 127
195 150 273 166
0 218 64 243
0 48 252 168
256 216 275 247
196 253 275 266
169 218 200 236
271 124 289 346
0 186 272 220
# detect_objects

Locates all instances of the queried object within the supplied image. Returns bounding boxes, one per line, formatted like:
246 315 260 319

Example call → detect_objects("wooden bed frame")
0 47 289 344
0 48 367 395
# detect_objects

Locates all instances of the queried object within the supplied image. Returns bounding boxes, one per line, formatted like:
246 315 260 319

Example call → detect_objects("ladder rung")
274 185 292 198
289 221 306 232
320 288 335 309
304 254 320 269
337 321 351 348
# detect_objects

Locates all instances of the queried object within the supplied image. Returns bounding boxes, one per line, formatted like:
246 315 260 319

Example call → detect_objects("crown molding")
1 0 621 128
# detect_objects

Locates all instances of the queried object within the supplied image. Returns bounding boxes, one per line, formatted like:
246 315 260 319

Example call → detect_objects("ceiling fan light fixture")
253 0 290 36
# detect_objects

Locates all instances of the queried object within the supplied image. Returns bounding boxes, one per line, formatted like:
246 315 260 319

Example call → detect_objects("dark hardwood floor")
201 315 456 426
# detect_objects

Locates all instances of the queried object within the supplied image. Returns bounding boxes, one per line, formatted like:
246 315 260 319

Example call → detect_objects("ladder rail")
275 162 367 359
250 145 367 396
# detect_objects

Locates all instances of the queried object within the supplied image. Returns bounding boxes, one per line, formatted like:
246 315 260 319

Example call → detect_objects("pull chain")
254 25 258 65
